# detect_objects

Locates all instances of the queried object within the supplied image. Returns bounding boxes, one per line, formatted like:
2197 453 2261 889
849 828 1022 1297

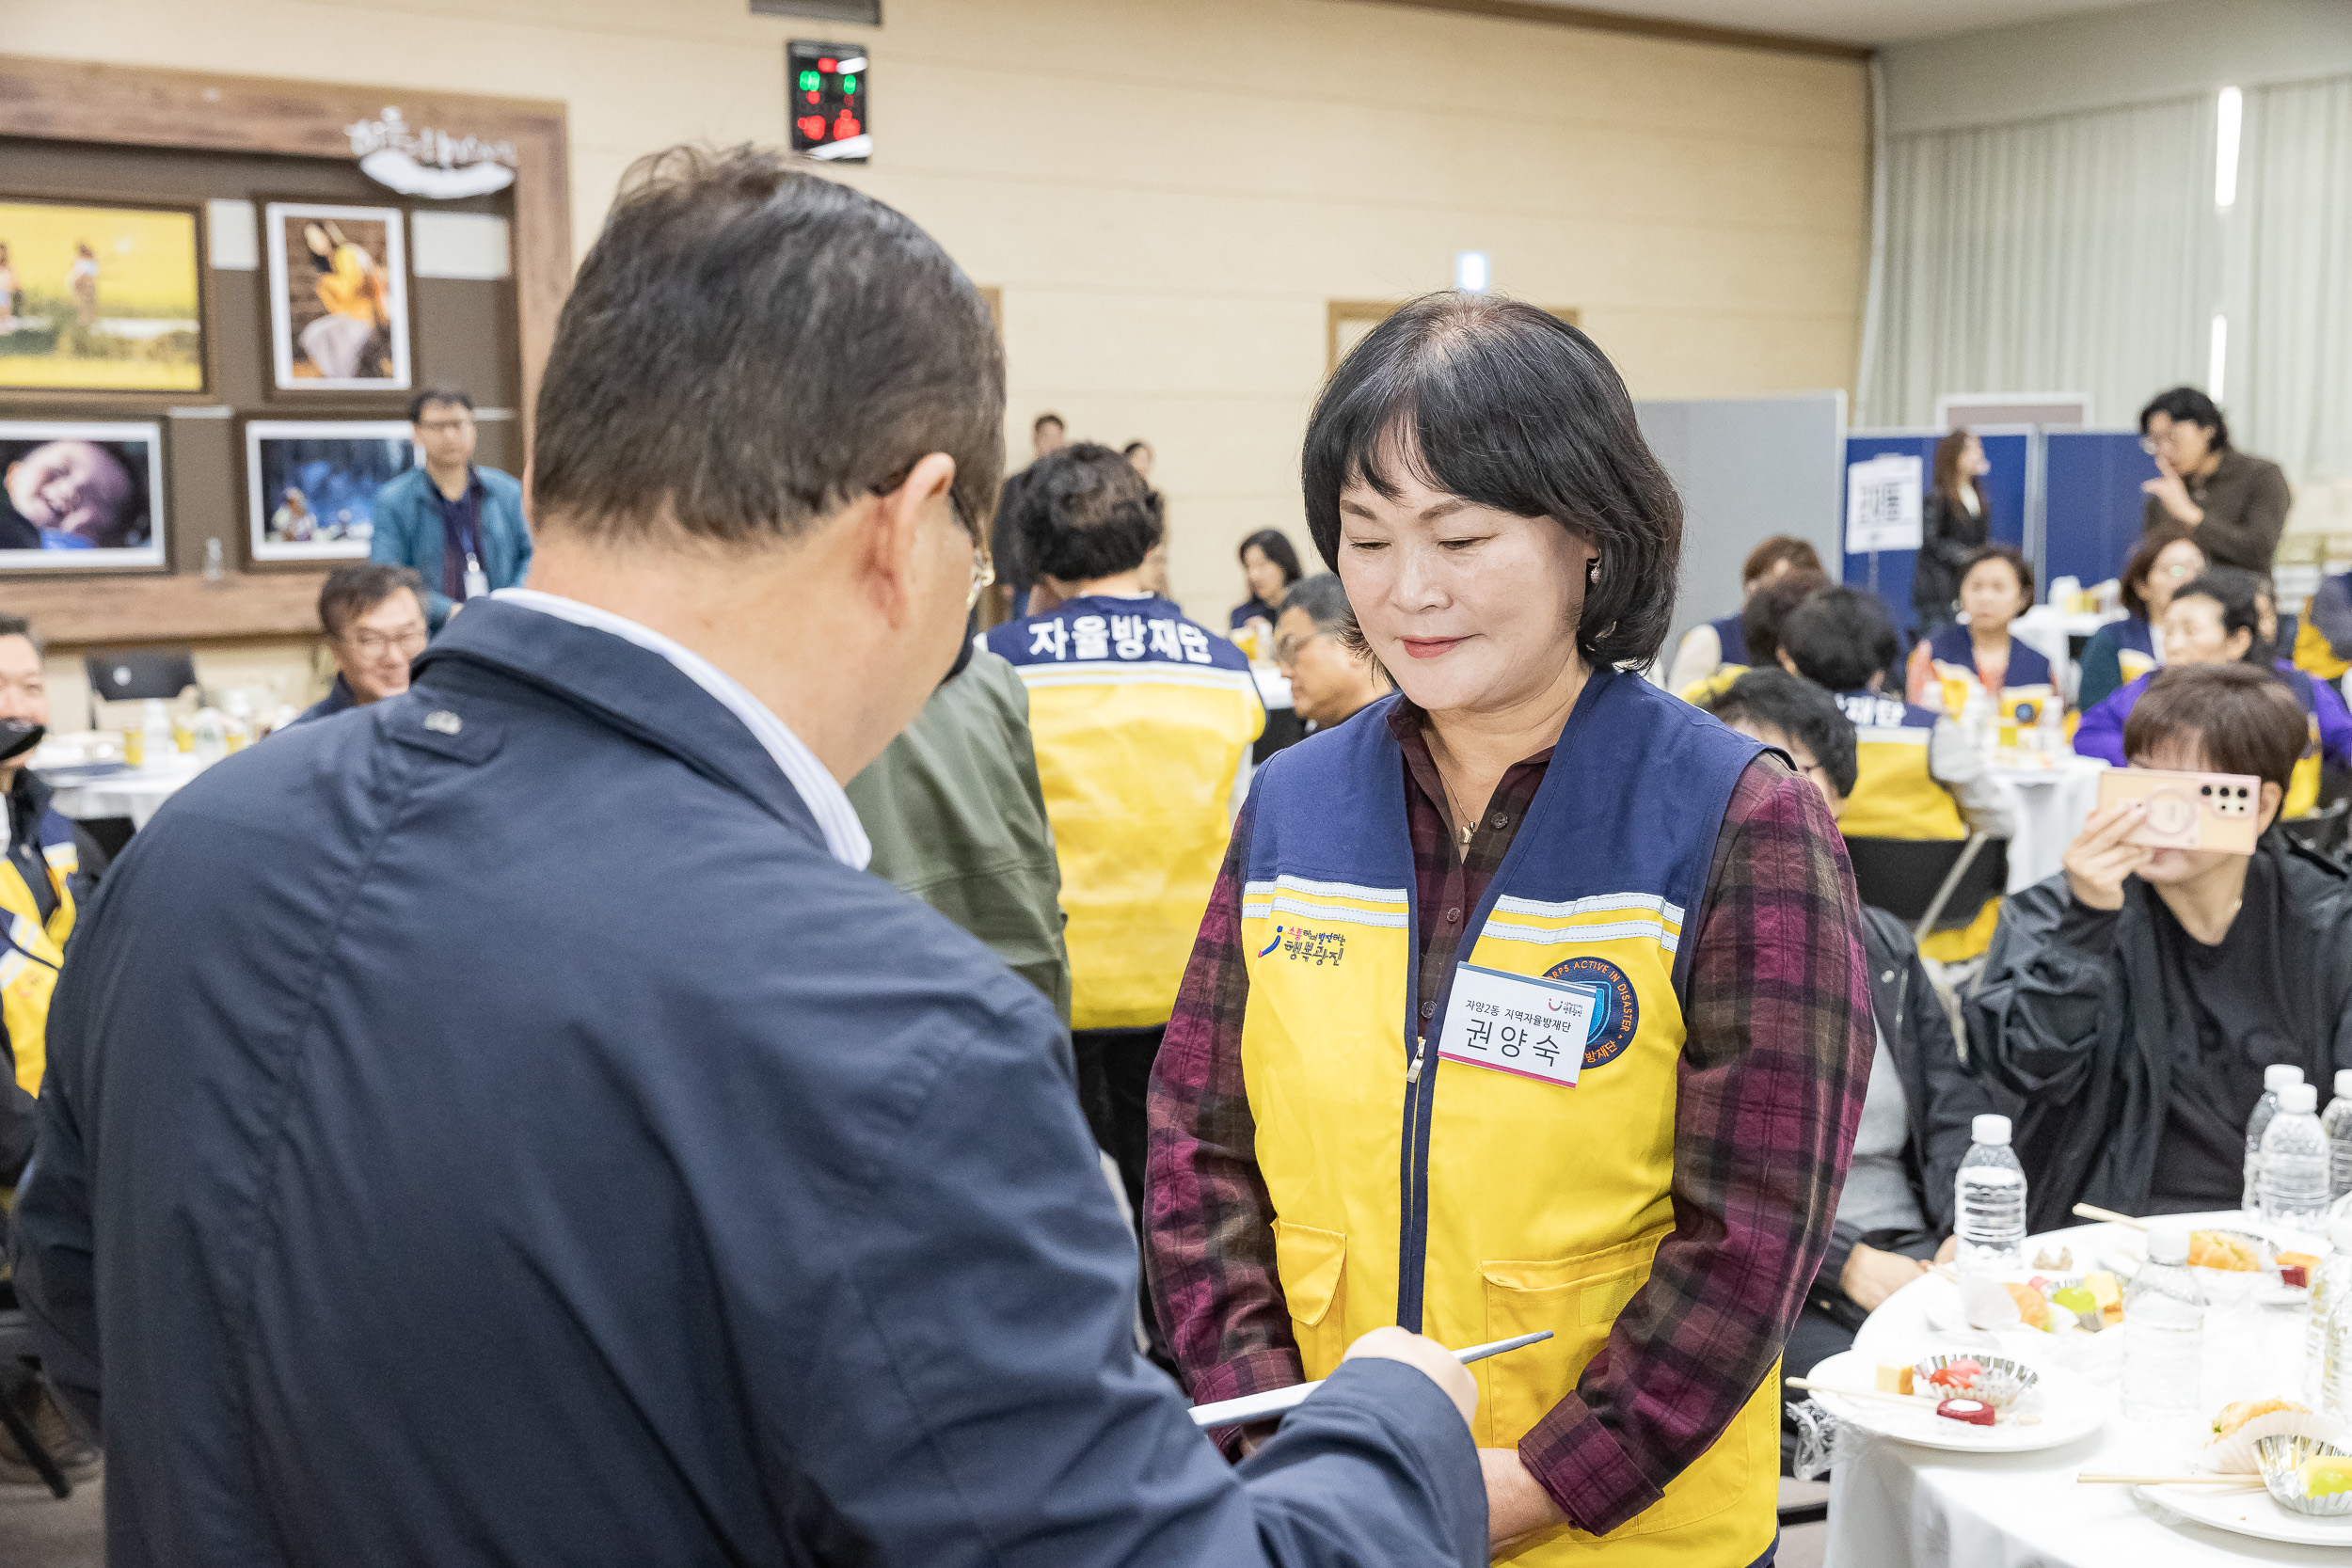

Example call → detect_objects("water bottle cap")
1971 1113 2011 1146
2147 1226 2191 1264
2282 1082 2320 1114
2267 1064 2307 1090
2337 1069 2352 1100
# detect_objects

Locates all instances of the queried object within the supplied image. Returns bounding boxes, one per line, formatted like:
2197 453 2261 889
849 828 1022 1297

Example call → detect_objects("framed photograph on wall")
263 201 410 392
245 419 416 563
0 197 204 394
0 419 166 568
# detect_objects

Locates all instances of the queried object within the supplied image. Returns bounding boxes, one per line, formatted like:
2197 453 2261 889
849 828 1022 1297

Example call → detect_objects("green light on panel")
842 74 857 92
799 70 819 90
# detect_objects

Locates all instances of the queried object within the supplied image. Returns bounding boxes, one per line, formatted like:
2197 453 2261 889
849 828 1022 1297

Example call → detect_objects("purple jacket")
2075 663 2352 769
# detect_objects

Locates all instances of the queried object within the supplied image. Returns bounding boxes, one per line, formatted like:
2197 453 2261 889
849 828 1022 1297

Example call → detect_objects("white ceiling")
1519 0 2153 47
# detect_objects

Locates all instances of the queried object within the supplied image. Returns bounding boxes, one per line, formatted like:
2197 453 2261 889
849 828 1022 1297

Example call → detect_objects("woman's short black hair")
1009 442 1164 584
1299 293 1681 668
1238 529 1303 586
2138 386 2231 451
1779 585 1899 693
1740 568 1831 672
1958 542 2034 604
1710 668 1859 799
2171 565 2268 661
2119 523 2198 621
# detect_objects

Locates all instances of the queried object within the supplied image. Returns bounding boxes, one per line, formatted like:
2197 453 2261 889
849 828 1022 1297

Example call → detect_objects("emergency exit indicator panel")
790 40 870 163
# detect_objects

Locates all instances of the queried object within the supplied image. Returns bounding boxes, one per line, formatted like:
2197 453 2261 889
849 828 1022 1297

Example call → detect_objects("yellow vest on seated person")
1832 690 1994 963
0 816 78 1098
1239 673 1778 1566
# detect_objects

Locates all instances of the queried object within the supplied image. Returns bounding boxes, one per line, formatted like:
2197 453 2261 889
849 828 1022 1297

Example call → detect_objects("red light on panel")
834 112 861 138
798 114 827 141
818 57 836 71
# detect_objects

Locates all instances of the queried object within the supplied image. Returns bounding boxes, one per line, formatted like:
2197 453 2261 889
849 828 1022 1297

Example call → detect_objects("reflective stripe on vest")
0 812 76 1097
1238 673 1777 1563
989 600 1264 1029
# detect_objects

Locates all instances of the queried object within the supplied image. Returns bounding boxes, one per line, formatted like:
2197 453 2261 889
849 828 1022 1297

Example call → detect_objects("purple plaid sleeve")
1144 796 1302 1455
1516 759 1874 1534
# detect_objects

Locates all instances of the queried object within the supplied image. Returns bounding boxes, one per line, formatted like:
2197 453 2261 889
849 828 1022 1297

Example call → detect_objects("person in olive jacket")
2138 387 2294 574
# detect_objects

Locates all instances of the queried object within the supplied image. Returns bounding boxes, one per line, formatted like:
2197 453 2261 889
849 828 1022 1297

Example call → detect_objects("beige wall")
9 0 1867 625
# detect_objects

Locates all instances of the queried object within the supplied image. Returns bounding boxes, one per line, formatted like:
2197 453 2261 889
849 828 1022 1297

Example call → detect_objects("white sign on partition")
1845 453 1924 553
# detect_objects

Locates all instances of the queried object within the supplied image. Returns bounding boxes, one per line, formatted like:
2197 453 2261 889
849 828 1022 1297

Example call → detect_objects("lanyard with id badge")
1435 963 1600 1087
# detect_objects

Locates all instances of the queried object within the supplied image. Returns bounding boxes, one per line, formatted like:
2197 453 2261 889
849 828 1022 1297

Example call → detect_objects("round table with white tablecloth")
39 753 213 832
1821 1213 2345 1567
1984 754 2109 893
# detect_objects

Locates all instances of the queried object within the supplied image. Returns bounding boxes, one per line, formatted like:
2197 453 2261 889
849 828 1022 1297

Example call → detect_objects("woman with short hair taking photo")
1148 294 1872 1565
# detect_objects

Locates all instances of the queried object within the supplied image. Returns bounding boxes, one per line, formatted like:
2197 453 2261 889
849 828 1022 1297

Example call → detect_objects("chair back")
86 646 197 704
1844 834 2010 932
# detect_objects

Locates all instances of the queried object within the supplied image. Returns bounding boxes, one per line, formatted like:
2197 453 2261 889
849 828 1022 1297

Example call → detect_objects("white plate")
1803 1348 2106 1453
2140 1481 2352 1547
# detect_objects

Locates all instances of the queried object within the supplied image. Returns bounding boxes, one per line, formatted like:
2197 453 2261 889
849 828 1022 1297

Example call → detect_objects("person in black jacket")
1710 671 2004 1374
1912 429 1993 636
1970 662 2352 1231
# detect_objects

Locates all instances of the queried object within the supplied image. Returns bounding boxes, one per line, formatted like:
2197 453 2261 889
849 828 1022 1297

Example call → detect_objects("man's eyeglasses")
1274 628 1332 671
416 419 475 436
344 626 429 657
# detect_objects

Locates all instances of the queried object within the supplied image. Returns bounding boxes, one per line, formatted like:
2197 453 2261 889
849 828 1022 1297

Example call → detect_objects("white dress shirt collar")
491 589 871 870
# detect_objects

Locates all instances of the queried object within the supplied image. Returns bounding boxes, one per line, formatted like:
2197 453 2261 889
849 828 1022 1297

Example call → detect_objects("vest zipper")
1397 1029 1438 1331
1406 1036 1428 1084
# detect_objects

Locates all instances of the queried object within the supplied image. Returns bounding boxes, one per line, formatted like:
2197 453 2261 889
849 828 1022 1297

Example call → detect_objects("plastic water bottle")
2264 1082 2332 1237
2246 1064 2308 1213
2324 1069 2352 1200
2122 1226 2207 1419
2310 1212 2352 1407
139 699 174 775
1953 1113 2026 1269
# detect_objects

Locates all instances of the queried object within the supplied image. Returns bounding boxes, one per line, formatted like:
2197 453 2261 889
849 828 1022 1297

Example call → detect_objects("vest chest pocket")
1482 1227 1756 1541
1272 1219 1348 1381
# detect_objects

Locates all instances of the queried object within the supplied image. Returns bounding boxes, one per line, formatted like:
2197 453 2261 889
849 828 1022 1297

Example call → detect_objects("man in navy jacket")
11 146 1483 1566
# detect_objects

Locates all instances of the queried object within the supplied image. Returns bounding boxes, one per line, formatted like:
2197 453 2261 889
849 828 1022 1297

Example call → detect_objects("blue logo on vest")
1256 924 1346 967
1543 957 1638 1069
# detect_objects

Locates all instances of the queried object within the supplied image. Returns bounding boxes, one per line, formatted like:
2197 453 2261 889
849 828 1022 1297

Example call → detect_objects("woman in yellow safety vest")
1147 294 1874 1566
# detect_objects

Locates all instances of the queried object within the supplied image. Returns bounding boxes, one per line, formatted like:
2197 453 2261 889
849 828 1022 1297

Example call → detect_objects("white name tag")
1436 963 1597 1089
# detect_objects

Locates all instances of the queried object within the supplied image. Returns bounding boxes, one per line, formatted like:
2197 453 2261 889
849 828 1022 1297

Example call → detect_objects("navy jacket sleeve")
773 967 1486 1566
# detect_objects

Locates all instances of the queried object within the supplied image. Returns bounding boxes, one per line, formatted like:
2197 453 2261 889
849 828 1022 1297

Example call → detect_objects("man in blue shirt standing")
13 147 1485 1567
369 386 532 630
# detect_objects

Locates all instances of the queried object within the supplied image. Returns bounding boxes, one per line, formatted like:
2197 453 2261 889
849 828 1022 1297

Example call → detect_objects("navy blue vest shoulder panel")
1246 671 1761 922
2114 616 2155 657
1710 612 1748 668
985 594 1249 673
1927 625 2052 688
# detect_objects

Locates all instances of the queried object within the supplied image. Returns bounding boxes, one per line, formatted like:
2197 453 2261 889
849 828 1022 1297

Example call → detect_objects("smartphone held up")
2094 766 2262 856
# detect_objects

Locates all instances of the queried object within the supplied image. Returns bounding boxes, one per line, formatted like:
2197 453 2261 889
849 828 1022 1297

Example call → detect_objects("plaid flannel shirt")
1144 700 1871 1535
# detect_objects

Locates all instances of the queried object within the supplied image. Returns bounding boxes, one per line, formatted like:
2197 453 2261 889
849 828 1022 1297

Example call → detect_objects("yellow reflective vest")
1235 675 1777 1565
987 596 1264 1029
0 807 79 1099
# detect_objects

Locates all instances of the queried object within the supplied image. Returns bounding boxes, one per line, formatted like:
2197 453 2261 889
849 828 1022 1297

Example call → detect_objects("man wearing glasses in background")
2138 386 2292 574
370 387 533 630
1273 571 1388 733
294 563 430 723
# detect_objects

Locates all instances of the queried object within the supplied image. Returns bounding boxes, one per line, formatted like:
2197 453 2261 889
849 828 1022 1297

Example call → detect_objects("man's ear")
1777 650 1799 675
862 452 958 625
2257 778 2286 833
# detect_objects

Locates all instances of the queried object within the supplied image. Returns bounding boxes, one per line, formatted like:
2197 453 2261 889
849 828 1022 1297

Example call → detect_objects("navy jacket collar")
415 600 824 849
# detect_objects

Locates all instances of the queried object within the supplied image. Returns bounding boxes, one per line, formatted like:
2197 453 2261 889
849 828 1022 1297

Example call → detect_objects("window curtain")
2233 74 2352 482
1859 96 2217 430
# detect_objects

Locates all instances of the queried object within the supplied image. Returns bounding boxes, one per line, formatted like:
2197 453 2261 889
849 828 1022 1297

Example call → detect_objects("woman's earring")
1588 559 1601 584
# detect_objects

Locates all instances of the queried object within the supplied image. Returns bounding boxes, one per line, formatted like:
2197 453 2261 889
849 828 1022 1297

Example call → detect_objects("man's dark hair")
406 386 474 424
1740 567 1830 671
0 614 41 654
1011 443 1164 584
1710 668 1859 798
1741 534 1823 588
1285 571 1354 634
1034 412 1065 436
2120 523 2198 621
531 145 1004 547
319 562 427 639
1238 529 1304 588
2124 662 2307 796
2139 386 2231 451
1780 585 1899 693
2172 565 2268 661
1959 542 2034 604
1301 293 1682 668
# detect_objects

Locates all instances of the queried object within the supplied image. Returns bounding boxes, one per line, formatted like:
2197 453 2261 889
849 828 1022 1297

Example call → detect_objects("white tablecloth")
1986 757 2108 892
1824 1215 2340 1567
2013 608 2124 706
42 756 211 830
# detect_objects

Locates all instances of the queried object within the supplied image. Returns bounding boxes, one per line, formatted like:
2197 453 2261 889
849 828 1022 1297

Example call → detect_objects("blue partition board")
1840 433 2028 636
2043 432 2158 594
